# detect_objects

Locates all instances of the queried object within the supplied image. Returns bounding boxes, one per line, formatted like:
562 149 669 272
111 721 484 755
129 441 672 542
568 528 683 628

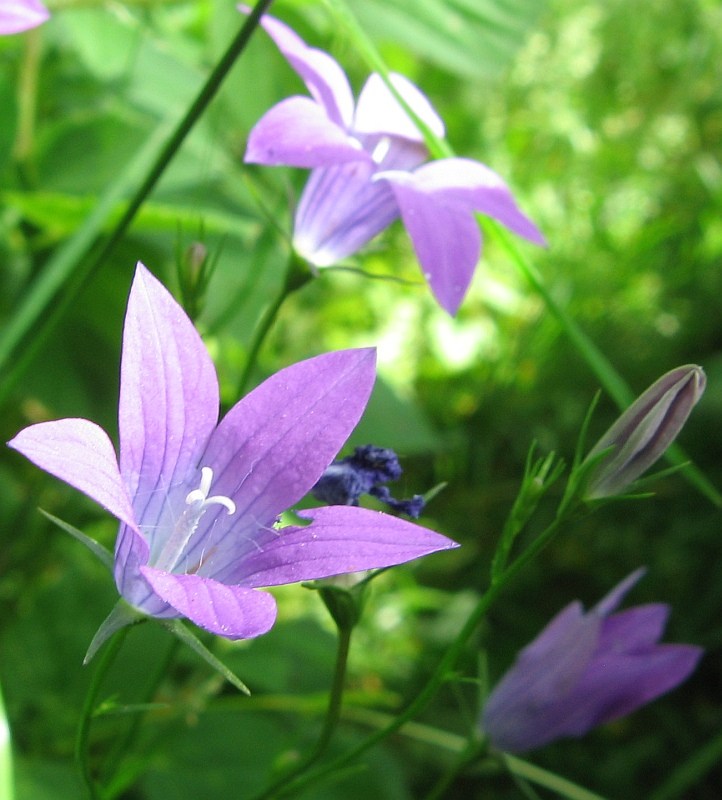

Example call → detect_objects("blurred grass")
1 0 721 797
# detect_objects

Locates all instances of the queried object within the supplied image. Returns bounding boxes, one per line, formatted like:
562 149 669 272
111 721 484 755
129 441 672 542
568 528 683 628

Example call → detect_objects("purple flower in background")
313 444 425 518
242 10 545 315
0 0 49 34
8 263 458 640
481 569 702 753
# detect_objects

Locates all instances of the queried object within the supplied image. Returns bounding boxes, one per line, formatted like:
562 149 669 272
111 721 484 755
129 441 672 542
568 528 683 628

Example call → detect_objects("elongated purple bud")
583 365 706 499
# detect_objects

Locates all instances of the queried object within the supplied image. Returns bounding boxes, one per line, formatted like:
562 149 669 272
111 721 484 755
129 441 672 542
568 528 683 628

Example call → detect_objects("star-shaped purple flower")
243 10 545 316
480 569 702 753
8 263 458 640
0 0 49 34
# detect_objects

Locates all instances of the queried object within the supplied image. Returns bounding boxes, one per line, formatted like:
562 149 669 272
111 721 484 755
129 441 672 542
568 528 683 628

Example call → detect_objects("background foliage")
1 0 721 797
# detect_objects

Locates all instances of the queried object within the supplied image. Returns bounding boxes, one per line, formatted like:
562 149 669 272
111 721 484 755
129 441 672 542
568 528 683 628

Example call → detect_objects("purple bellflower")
8 263 458 640
312 444 425 518
480 569 702 753
242 10 545 316
0 0 49 34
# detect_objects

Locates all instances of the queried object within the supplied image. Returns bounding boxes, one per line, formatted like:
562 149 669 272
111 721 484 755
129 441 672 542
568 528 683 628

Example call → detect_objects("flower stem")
0 0 276 406
75 627 129 800
251 623 354 800
12 27 42 178
236 253 312 397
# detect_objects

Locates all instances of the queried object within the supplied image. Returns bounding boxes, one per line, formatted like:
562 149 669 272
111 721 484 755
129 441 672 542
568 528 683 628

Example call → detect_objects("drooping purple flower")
8 263 458 640
480 569 702 753
242 9 545 316
0 0 49 34
312 444 425 518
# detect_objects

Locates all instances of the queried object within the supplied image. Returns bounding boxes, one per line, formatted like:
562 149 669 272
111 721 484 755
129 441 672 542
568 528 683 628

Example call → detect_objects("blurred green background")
1 0 721 797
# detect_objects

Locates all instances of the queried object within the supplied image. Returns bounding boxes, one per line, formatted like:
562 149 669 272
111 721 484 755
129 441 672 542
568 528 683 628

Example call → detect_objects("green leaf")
353 0 547 78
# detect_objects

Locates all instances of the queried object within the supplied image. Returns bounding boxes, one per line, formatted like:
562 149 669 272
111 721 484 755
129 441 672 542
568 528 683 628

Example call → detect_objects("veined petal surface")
141 567 278 639
226 505 459 587
294 162 399 266
8 418 136 531
119 263 219 541
182 349 378 578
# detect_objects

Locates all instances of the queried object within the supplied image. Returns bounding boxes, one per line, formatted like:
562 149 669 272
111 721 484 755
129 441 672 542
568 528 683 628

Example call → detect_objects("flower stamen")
185 466 236 514
155 466 235 572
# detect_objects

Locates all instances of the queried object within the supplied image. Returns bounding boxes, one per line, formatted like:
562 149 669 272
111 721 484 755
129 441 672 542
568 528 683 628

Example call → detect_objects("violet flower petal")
595 604 669 651
354 73 444 141
119 263 219 547
8 418 137 531
114 525 169 617
381 158 546 314
182 349 378 578
559 644 703 734
228 505 459 587
240 5 354 129
294 162 400 266
0 0 49 34
245 96 369 168
140 567 277 639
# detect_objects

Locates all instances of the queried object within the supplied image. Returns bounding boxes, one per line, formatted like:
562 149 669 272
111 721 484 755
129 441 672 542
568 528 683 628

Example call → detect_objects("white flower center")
155 466 235 572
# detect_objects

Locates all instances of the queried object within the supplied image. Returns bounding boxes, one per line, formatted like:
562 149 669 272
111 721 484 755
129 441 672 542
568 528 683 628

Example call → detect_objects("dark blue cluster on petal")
312 445 425 518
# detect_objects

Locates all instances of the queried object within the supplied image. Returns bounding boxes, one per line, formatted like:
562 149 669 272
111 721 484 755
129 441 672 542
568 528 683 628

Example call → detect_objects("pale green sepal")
39 509 113 571
84 601 144 665
162 620 251 696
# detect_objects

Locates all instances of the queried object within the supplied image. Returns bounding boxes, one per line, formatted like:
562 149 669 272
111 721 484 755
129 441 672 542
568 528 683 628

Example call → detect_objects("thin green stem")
0 0 275 404
252 624 354 800
75 628 129 800
12 27 42 173
236 254 312 397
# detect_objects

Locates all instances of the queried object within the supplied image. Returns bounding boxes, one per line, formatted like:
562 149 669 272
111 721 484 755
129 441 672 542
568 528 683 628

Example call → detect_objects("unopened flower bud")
583 365 706 499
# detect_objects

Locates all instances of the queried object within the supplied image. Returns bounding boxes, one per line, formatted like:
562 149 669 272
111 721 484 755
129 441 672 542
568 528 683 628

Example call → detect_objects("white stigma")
155 466 235 572
185 466 236 515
